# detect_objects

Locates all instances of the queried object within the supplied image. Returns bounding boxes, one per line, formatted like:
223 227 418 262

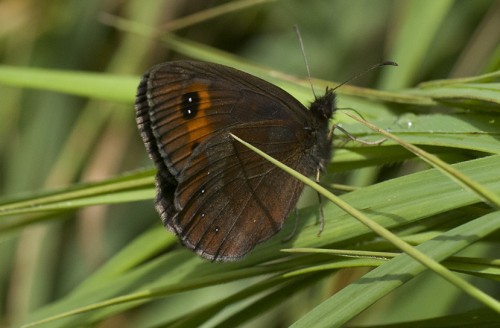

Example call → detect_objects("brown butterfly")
135 60 334 261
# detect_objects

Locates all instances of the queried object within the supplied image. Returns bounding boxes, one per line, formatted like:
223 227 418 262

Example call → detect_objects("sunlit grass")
0 1 499 327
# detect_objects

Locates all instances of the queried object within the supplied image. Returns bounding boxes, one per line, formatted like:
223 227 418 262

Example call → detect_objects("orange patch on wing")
183 83 213 146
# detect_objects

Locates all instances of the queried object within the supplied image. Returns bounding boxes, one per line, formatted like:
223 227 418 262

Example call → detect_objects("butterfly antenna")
332 61 398 92
294 25 317 99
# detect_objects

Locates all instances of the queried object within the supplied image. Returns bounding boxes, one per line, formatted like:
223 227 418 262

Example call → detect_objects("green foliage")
0 0 499 327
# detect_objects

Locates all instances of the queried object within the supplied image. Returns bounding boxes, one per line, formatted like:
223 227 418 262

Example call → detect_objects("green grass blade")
291 211 500 328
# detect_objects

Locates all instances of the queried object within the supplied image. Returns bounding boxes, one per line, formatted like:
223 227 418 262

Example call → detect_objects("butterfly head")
310 87 336 122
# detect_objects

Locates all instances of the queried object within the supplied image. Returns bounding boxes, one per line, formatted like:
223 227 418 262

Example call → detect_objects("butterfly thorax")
306 87 336 172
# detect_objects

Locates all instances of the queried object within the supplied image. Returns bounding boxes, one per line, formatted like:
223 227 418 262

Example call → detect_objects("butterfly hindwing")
170 123 310 261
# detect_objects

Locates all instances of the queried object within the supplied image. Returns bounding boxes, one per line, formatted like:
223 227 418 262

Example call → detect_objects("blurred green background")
0 0 499 327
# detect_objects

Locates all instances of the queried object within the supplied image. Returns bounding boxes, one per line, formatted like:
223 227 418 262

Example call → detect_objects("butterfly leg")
333 124 387 145
282 207 299 242
315 167 325 237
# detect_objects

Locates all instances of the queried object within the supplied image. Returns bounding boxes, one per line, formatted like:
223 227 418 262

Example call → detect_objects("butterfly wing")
171 122 316 261
136 61 324 261
136 61 312 178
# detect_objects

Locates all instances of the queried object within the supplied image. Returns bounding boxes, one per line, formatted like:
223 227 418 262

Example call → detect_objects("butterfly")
135 60 335 261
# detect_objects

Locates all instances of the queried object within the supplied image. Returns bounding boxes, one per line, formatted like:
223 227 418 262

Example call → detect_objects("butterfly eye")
181 92 201 119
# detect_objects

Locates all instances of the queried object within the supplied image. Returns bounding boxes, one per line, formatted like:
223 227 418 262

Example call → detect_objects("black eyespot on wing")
181 92 200 119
